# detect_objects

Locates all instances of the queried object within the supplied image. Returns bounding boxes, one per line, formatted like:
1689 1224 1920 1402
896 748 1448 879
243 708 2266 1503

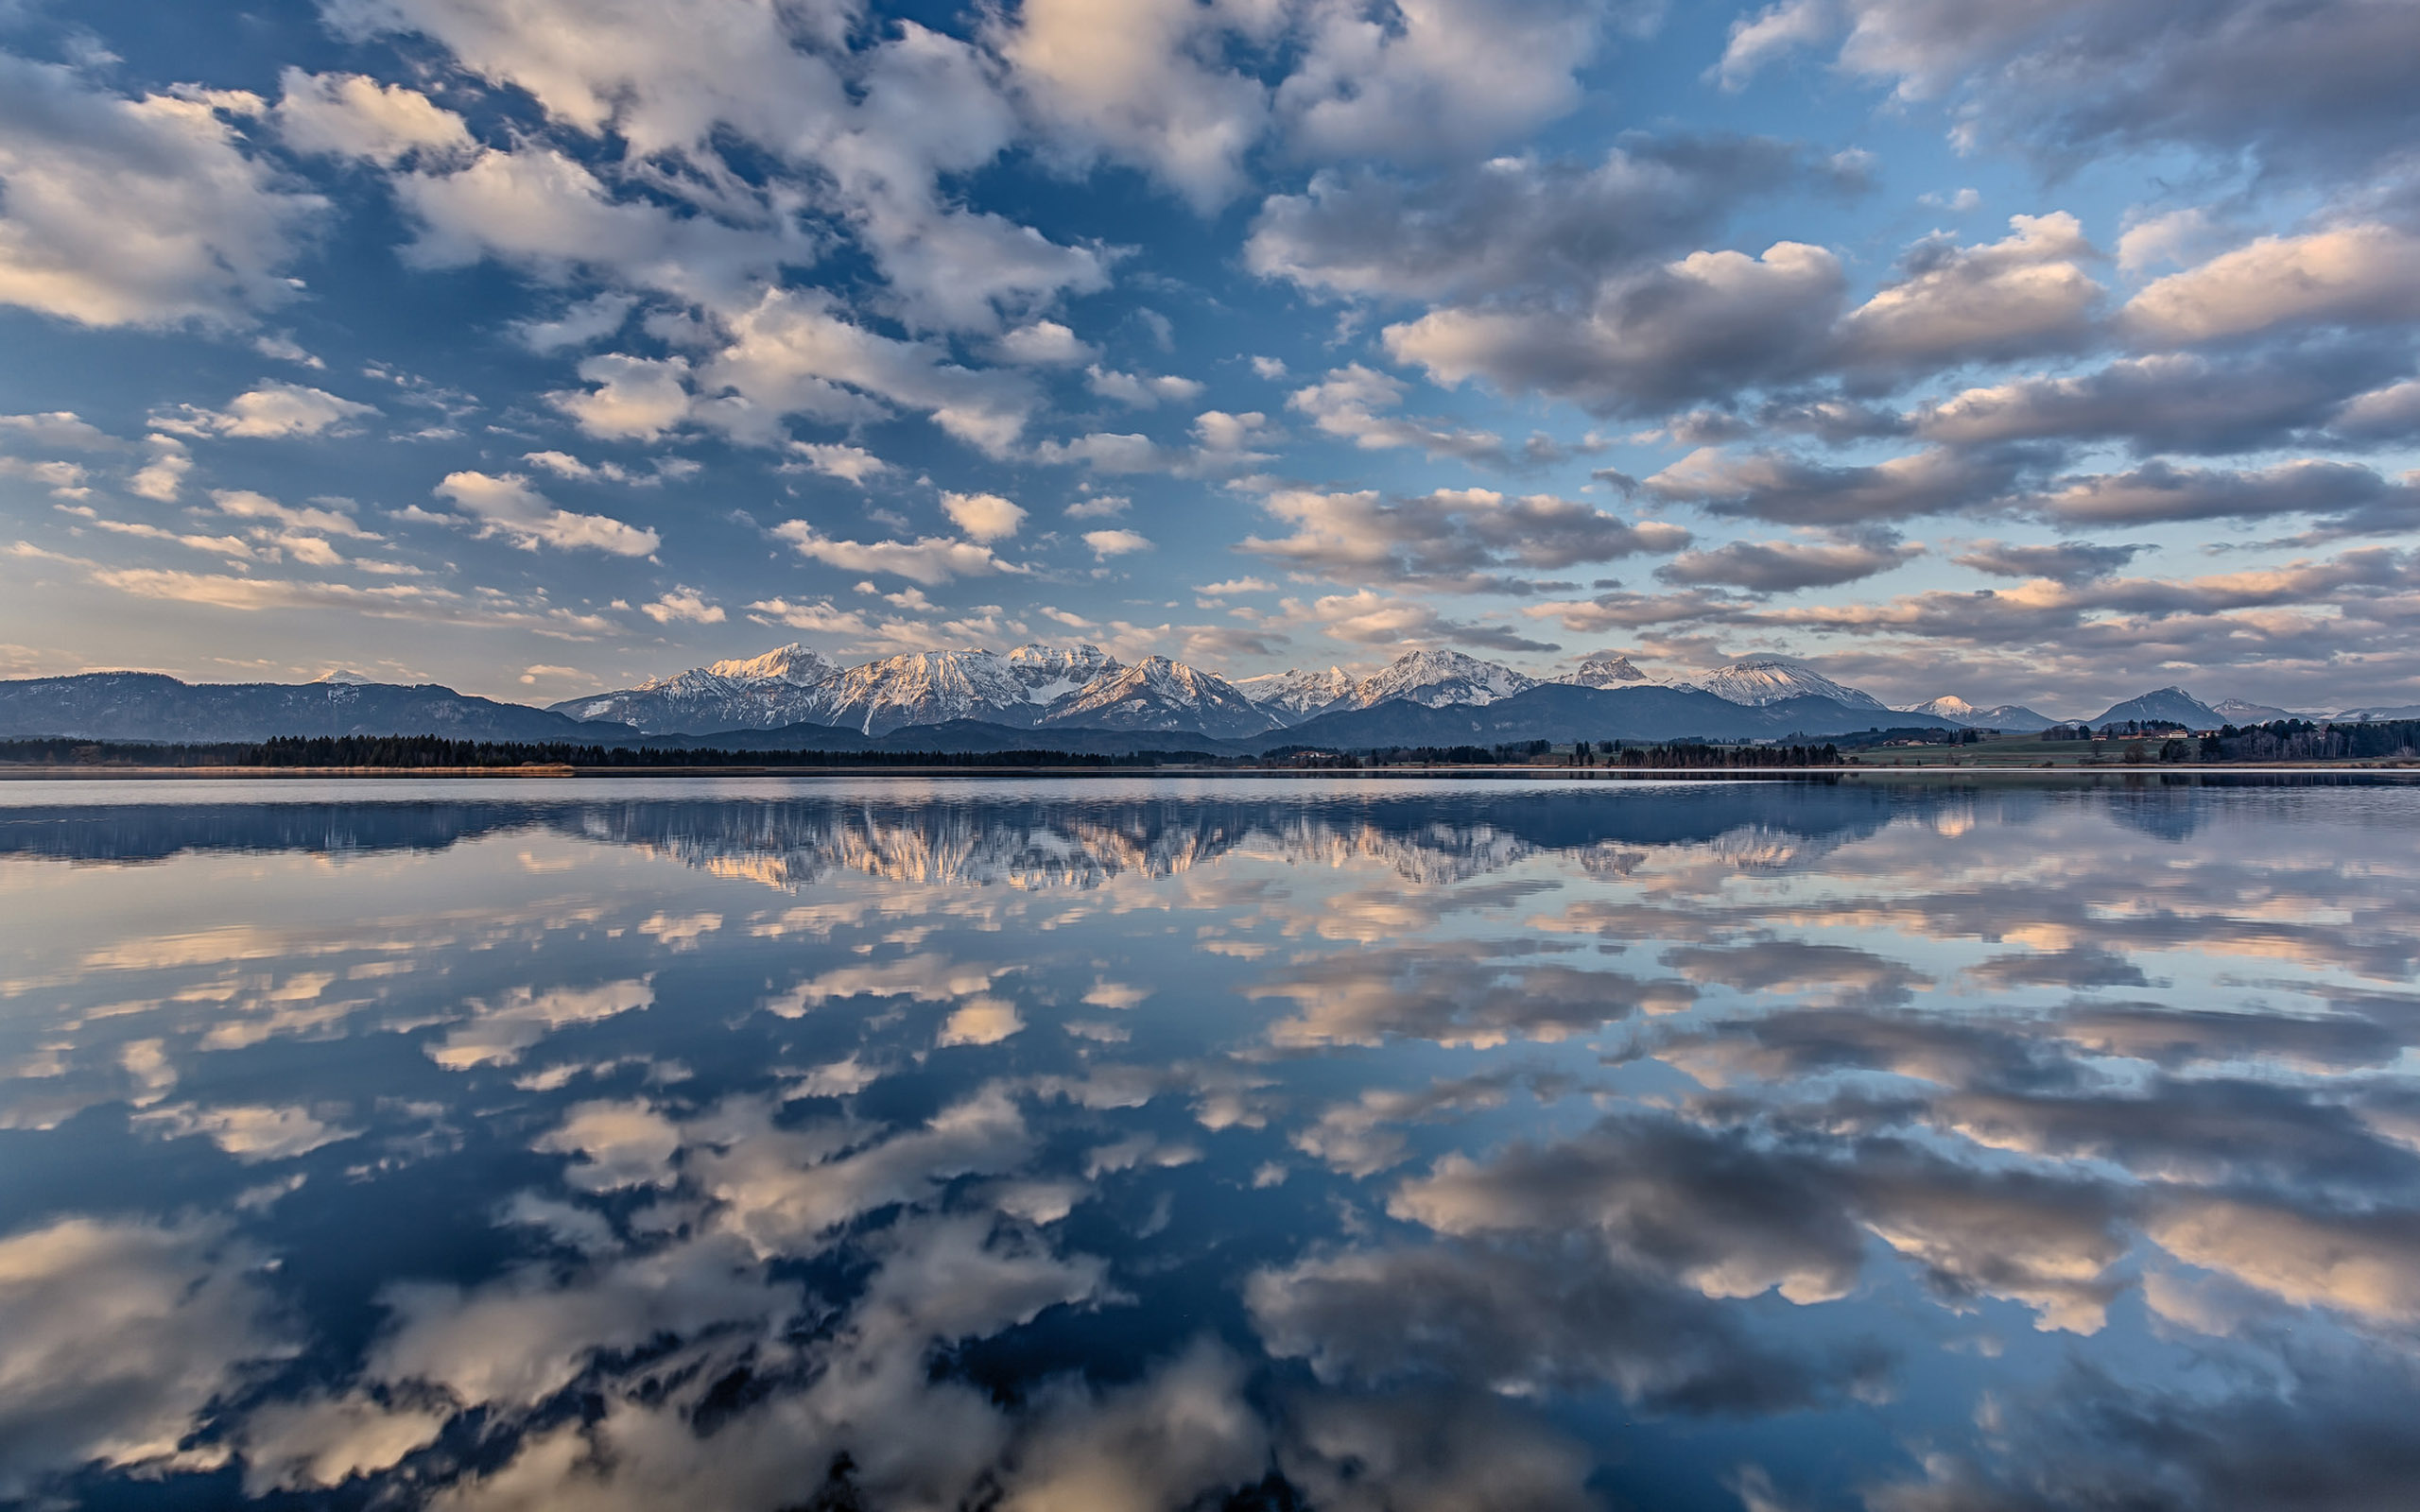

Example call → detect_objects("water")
2 773 2416 1510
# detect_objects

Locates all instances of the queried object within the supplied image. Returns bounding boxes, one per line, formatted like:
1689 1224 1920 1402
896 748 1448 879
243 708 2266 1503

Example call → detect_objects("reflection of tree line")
0 787 1912 876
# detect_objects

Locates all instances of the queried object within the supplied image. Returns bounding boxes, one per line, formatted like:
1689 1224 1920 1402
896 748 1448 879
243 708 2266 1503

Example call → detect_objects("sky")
1 0 2417 714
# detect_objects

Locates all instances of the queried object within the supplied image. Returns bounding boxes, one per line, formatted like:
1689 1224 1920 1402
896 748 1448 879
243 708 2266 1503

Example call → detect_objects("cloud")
940 490 1028 541
210 489 377 539
773 520 1015 585
1272 0 1620 165
1286 365 1511 466
1911 344 2408 455
0 1216 293 1496
2031 459 2420 532
1835 212 2103 370
1385 240 1844 417
994 319 1096 366
1817 0 2420 183
640 587 724 624
1644 445 2019 524
0 411 118 451
1249 135 1856 307
694 289 1039 455
128 438 192 502
1656 535 1921 592
991 0 1270 211
0 55 321 328
2332 379 2420 443
1713 0 1837 89
1086 366 1205 408
548 353 692 441
273 68 473 165
786 441 893 484
1270 589 1561 654
1082 528 1151 558
432 471 660 555
1243 486 1689 593
2125 224 2420 345
155 382 377 439
1952 539 2143 584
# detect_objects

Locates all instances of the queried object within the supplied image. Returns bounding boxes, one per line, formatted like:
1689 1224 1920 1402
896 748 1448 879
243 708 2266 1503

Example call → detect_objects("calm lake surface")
4 773 2418 1511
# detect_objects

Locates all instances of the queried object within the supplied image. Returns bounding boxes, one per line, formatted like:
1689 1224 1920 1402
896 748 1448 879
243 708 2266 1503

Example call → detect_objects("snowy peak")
693 644 840 688
2211 697 2296 724
814 649 1039 735
1895 695 2060 730
1007 642 1120 701
1040 655 1281 738
1554 651 1655 690
1235 666 1356 723
1353 649 1535 710
1694 659 1889 710
1901 695 1980 720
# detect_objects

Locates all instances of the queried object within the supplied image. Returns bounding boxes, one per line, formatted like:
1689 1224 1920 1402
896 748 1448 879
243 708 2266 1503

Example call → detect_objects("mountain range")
0 644 2392 753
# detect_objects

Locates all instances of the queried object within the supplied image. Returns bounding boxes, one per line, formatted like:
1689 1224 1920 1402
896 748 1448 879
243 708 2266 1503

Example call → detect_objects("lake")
2 773 2416 1510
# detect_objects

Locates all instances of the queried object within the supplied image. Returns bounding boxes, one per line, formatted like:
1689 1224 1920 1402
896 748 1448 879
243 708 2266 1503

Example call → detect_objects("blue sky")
2 0 2416 712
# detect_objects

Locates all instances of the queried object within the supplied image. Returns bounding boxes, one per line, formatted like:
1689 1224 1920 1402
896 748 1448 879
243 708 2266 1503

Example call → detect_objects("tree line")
0 736 1210 769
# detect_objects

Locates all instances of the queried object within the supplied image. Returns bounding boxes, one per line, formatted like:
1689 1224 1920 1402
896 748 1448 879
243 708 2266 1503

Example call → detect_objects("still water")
2 774 2417 1511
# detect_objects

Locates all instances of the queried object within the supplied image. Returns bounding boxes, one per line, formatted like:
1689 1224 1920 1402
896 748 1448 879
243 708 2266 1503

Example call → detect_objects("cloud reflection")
0 776 2416 1508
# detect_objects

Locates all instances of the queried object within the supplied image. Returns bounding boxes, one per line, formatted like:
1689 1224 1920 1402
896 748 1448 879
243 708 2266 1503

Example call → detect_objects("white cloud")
2124 223 2420 345
941 490 1028 541
1086 366 1206 408
786 441 894 484
128 438 192 502
211 489 377 539
0 56 321 328
1083 527 1151 558
994 319 1097 366
1275 0 1615 163
156 382 377 439
1244 485 1689 591
547 353 692 441
693 288 1038 455
1288 363 1509 464
0 1216 292 1496
993 0 1271 211
1064 492 1130 519
432 471 660 556
773 520 1014 584
273 68 474 165
1713 0 1837 89
0 411 117 450
1837 212 2102 369
641 587 725 624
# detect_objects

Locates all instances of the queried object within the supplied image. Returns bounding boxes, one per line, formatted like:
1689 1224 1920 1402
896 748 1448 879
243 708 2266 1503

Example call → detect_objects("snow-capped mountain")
1693 659 1890 710
555 643 842 731
1896 696 2060 730
1039 656 1282 737
1553 651 1656 689
1233 666 1356 723
808 650 1052 735
1349 649 1536 710
1006 643 1118 701
2211 697 2297 723
1235 650 1541 727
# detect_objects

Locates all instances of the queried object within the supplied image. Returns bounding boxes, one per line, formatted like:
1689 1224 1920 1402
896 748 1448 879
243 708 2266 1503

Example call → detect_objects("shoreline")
1 763 2415 781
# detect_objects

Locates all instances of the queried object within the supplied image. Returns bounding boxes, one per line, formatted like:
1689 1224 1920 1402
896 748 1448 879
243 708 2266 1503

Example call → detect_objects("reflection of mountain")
0 783 1909 883
0 801 551 864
